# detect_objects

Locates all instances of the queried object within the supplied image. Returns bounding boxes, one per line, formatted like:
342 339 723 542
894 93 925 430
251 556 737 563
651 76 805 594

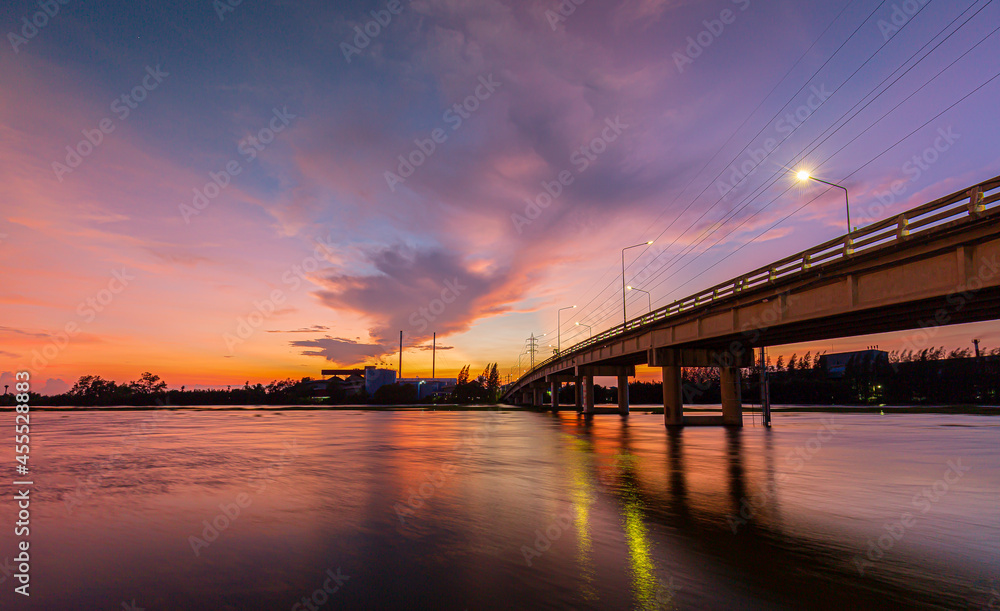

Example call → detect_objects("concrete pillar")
574 376 583 413
583 375 595 415
662 365 683 427
550 381 560 412
720 366 743 427
617 372 629 416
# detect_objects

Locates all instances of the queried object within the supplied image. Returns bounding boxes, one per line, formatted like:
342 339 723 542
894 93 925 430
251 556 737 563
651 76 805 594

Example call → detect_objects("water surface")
1 408 997 609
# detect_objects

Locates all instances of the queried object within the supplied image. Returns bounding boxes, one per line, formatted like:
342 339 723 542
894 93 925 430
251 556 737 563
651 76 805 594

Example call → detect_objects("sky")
1 0 999 393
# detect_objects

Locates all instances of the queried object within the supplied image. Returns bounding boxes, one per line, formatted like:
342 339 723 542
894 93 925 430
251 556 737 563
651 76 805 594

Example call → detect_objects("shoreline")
3 404 1000 415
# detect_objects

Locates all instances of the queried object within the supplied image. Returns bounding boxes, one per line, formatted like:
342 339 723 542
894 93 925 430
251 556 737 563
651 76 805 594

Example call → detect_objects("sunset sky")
2 0 999 393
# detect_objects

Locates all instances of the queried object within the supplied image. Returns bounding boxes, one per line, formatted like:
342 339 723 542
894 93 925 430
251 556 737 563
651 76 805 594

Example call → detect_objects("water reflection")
0 409 996 609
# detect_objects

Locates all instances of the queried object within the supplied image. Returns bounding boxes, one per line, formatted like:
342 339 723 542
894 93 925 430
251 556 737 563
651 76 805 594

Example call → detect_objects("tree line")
1 364 508 407
549 347 999 406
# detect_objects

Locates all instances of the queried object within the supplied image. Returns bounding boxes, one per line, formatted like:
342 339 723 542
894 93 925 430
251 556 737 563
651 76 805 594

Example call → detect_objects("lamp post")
575 321 592 339
623 241 653 324
557 305 576 355
626 285 651 314
796 171 852 242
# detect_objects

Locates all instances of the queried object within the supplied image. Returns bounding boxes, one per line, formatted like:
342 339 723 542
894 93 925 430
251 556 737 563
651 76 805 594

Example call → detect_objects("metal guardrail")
508 175 1000 391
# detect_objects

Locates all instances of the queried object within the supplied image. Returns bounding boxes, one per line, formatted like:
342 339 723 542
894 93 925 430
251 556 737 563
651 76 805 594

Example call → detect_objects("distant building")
322 366 396 397
819 349 889 378
397 377 458 400
320 367 457 400
364 367 397 396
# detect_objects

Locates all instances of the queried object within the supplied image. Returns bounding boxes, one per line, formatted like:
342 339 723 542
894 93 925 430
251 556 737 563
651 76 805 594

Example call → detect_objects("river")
1 408 997 609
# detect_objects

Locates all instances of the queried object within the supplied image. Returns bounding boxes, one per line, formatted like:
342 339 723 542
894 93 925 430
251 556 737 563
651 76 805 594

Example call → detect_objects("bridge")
502 175 1000 426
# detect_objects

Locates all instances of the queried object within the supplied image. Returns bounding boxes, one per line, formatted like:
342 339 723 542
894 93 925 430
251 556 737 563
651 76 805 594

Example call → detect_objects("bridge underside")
505 183 1000 427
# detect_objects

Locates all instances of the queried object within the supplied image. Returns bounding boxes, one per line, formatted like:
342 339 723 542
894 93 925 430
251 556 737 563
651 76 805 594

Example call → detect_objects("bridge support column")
617 371 629 417
574 376 583 413
550 381 560 412
583 375 595 415
720 366 743 427
662 365 683 427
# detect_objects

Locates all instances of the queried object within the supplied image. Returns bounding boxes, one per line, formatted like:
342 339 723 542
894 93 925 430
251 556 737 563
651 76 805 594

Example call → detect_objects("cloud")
312 243 539 344
290 337 386 365
0 326 49 338
266 325 330 333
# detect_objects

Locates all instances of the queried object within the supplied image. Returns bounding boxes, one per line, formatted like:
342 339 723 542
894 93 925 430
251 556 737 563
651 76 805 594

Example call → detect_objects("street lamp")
626 285 651 314
622 241 653 324
575 321 592 339
796 170 852 241
557 305 576 355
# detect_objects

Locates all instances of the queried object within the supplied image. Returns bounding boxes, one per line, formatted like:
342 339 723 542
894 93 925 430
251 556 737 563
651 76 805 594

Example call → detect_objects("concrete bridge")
502 175 1000 426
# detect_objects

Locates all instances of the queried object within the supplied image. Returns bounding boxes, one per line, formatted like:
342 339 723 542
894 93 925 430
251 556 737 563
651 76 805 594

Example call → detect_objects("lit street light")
626 285 651 314
557 305 576 355
622 241 653 324
575 321 592 339
796 170 852 244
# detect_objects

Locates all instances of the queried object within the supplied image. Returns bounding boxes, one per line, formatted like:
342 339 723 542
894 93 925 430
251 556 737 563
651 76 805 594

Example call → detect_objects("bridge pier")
550 381 560 413
720 366 743 426
662 365 683 427
582 375 595 415
617 370 629 417
574 376 583 413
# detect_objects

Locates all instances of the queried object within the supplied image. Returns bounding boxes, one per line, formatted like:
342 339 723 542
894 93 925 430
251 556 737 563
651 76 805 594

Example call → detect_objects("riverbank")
4 403 1000 414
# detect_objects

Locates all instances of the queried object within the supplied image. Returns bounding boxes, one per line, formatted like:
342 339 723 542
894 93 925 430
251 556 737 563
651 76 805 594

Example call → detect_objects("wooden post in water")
760 346 771 428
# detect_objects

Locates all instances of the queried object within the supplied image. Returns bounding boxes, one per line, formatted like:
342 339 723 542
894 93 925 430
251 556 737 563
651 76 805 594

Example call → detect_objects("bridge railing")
510 175 1000 390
